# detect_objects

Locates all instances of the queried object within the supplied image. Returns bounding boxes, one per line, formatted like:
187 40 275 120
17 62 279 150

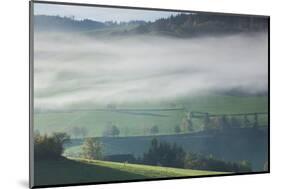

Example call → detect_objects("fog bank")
34 32 268 110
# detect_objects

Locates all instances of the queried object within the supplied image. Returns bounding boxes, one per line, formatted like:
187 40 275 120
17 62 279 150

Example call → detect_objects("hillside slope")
71 157 225 178
33 157 224 187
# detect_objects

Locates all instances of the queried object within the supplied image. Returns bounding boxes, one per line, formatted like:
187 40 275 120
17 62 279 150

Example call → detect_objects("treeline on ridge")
34 13 268 37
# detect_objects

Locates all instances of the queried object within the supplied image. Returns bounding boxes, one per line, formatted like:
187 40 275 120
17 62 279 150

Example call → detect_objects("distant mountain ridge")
34 15 106 32
34 13 268 37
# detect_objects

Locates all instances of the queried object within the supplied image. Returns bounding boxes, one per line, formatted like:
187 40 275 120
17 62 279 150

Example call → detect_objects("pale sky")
34 2 180 22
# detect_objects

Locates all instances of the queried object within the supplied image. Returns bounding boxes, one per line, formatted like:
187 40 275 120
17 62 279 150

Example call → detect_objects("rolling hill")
33 157 224 187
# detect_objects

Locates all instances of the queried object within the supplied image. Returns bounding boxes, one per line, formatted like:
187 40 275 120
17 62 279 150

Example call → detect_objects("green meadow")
34 94 268 137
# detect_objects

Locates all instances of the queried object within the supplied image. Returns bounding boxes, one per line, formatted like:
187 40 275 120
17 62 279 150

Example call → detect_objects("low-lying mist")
34 32 268 110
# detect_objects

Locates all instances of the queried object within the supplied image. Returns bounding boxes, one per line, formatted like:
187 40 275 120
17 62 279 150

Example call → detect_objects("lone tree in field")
243 115 251 127
71 127 88 138
180 117 188 133
82 138 94 159
174 125 181 133
80 127 87 138
181 117 193 133
103 124 120 137
112 125 120 136
229 117 241 128
187 119 194 132
150 125 159 135
253 113 259 128
217 115 230 130
82 137 102 160
202 113 211 130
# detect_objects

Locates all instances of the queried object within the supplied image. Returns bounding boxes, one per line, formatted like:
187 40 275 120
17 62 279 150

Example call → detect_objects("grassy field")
34 94 268 137
33 157 225 186
71 157 226 177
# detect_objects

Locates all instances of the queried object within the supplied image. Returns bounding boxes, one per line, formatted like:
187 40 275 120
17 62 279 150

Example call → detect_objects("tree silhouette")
103 123 120 137
244 115 251 127
150 125 159 135
82 137 102 160
202 113 211 130
253 113 259 128
174 125 181 133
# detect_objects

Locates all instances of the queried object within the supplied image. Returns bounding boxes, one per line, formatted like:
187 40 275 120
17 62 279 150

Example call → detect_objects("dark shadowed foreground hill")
34 157 222 186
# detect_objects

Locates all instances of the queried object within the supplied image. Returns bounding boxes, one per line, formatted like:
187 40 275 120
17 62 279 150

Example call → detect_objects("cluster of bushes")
34 132 70 160
34 132 103 161
141 138 252 173
142 138 186 168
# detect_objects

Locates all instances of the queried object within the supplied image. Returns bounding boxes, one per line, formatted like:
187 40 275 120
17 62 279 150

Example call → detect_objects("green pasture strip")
69 157 227 178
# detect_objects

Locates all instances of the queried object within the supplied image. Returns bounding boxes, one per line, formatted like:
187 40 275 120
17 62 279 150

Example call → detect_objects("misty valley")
32 10 268 187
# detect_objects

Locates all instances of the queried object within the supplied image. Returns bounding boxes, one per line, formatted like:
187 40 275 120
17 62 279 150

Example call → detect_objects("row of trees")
68 124 121 138
133 13 267 37
68 124 162 138
103 123 162 137
68 113 262 138
174 113 262 134
103 124 120 137
202 114 260 131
